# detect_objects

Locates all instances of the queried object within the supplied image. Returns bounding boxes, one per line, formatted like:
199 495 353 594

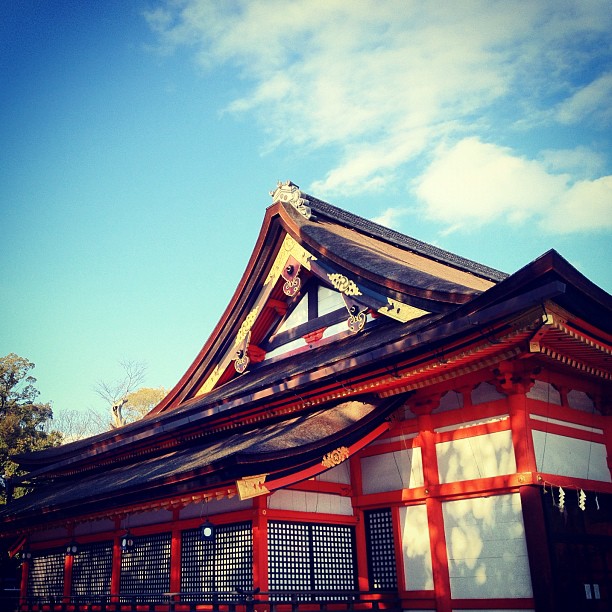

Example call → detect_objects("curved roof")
3 182 610 535
0 397 401 530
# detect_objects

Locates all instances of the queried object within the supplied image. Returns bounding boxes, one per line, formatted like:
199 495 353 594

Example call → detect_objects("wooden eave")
12 191 611 476
14 281 566 479
302 192 507 283
526 304 612 381
286 204 494 304
0 397 403 533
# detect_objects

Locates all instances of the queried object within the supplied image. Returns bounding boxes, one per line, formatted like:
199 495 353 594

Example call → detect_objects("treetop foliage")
0 353 62 504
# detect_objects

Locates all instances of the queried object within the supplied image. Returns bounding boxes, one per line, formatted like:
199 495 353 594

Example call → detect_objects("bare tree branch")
94 360 146 428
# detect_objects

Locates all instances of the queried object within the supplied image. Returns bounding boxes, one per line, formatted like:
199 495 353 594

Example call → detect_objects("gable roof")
149 181 504 413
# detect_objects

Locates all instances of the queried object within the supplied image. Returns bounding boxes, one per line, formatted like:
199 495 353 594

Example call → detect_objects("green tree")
0 353 62 504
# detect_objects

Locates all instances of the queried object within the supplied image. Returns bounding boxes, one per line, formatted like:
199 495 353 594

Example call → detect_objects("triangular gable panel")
193 228 432 398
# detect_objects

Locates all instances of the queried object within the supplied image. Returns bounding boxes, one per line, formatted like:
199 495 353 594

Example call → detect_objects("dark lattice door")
120 532 171 602
268 521 357 597
364 508 398 590
27 551 64 598
71 541 113 598
181 521 253 600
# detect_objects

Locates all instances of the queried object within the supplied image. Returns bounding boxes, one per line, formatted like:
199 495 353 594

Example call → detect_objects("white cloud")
539 146 607 179
413 138 612 234
550 176 612 233
146 1 612 233
555 73 612 125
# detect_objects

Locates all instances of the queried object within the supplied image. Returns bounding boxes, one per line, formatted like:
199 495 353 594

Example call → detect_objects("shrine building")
1 182 611 612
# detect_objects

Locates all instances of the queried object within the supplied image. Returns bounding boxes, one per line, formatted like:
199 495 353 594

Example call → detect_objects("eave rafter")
528 306 612 381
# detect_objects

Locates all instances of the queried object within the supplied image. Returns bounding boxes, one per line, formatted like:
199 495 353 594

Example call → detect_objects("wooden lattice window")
71 541 113 598
120 532 171 602
268 521 357 597
181 522 253 600
364 508 397 590
27 550 64 598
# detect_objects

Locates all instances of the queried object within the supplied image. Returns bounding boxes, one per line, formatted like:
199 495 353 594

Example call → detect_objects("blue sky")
1 1 611 424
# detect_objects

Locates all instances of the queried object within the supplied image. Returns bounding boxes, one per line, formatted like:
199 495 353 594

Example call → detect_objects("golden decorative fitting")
321 446 350 468
235 307 259 345
234 350 249 374
281 257 301 296
378 298 429 323
266 234 316 286
236 474 270 500
348 311 367 333
328 273 362 296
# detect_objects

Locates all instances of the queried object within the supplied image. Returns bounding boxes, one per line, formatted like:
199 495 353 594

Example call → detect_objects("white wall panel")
532 430 611 482
361 447 424 494
437 430 516 484
567 389 595 412
527 380 561 404
399 505 433 590
317 461 351 484
74 518 116 536
443 494 533 599
471 382 505 405
269 490 353 515
180 496 252 519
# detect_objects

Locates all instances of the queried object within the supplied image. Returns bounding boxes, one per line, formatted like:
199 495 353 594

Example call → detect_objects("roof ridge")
302 191 508 282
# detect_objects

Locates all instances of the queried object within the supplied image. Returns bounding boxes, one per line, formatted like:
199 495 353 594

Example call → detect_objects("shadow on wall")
442 493 533 600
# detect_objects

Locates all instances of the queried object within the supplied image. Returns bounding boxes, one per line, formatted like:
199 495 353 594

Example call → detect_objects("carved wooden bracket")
342 295 368 333
236 474 270 500
303 328 325 344
282 255 301 296
267 298 288 316
234 331 251 373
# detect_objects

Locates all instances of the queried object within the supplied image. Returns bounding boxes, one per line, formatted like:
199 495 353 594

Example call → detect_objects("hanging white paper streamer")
578 489 586 511
558 486 565 511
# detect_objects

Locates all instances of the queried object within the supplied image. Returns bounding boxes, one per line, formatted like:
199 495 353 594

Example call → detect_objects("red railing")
11 590 402 612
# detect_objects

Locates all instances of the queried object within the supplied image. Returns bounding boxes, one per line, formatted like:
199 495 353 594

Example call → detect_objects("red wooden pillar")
391 506 406 591
350 454 369 591
20 559 29 603
252 495 269 591
110 536 121 600
418 410 452 612
497 361 536 474
63 550 73 602
602 398 612 476
426 497 452 612
508 390 536 474
170 525 182 594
